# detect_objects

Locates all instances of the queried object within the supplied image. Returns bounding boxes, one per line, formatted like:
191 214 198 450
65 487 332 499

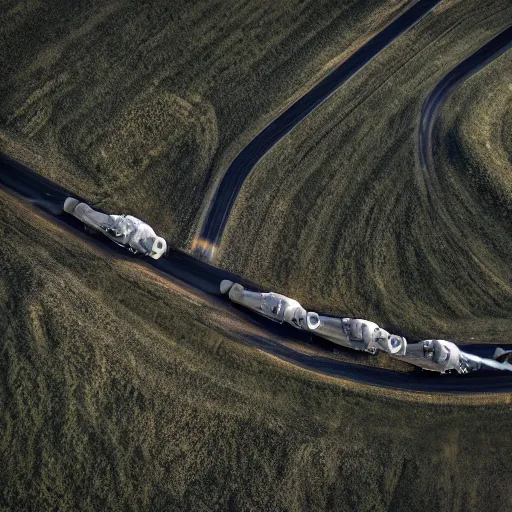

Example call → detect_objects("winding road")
419 24 512 183
196 0 443 256
1 4 512 394
2 154 512 394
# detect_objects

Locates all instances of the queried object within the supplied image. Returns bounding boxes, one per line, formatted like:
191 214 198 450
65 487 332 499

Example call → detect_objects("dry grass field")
0 0 409 248
3 1 512 509
219 0 512 344
2 191 512 511
438 49 512 208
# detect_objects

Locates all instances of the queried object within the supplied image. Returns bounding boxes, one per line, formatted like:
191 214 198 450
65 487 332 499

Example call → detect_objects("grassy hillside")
219 0 512 343
1 190 512 511
2 1 512 509
437 49 512 208
0 0 409 248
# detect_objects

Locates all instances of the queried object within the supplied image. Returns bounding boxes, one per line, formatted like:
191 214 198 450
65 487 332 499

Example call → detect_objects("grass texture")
438 49 512 208
1 190 512 511
219 0 512 344
0 0 408 248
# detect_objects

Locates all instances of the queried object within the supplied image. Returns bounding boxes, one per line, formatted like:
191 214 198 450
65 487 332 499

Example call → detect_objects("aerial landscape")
1 0 512 510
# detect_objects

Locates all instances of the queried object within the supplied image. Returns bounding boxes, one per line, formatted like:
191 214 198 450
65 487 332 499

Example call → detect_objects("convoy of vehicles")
62 199 510 376
220 280 511 374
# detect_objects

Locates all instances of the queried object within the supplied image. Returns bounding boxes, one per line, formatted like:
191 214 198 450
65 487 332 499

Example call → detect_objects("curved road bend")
419 24 512 183
197 0 443 255
416 25 512 299
1 154 512 394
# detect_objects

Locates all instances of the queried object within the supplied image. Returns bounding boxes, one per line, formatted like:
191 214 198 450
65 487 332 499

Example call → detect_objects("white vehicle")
393 339 488 374
220 280 308 329
306 313 407 355
220 281 407 355
394 339 460 373
63 198 167 259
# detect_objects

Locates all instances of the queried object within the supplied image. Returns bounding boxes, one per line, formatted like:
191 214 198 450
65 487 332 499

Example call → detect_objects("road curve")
1 154 512 394
415 26 512 327
418 24 512 184
196 0 443 256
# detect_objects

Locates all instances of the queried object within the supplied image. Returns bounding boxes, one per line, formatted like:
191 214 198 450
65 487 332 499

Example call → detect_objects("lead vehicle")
63 198 167 259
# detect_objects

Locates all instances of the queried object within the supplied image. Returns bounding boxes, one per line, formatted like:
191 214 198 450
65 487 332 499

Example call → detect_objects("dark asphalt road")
1 154 512 394
197 0 444 251
419 24 512 179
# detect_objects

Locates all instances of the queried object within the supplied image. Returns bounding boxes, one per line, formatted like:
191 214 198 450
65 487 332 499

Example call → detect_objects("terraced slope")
0 0 408 248
218 0 512 343
1 190 512 512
